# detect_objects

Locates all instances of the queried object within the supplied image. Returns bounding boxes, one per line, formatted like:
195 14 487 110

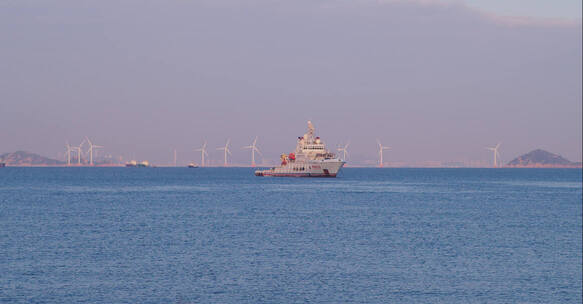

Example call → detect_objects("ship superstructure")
255 121 345 177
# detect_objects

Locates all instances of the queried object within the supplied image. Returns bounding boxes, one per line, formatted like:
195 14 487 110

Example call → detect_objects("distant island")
506 149 581 168
0 151 120 166
0 151 63 166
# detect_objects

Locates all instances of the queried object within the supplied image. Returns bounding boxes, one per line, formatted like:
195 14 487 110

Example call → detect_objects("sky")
1 0 581 166
466 0 582 20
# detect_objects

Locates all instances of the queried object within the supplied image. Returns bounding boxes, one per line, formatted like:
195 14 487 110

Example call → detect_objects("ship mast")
307 121 315 140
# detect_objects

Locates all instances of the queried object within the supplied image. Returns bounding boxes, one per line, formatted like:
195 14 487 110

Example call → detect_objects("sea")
0 167 581 303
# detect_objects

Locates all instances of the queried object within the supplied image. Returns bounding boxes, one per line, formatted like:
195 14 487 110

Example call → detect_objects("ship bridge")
295 121 336 160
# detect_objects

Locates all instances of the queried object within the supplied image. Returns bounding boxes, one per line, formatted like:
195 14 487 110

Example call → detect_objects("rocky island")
0 151 63 166
507 149 581 168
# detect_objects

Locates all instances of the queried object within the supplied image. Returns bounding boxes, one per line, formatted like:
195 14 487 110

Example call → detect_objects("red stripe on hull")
259 173 337 178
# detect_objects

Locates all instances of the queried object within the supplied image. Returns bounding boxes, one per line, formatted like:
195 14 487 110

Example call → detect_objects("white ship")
255 121 345 177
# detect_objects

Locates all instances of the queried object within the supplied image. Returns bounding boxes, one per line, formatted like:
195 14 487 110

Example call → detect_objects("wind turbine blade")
254 147 262 156
496 142 501 149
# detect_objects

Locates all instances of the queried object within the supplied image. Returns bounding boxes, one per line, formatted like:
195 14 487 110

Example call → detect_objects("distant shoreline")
1 165 581 169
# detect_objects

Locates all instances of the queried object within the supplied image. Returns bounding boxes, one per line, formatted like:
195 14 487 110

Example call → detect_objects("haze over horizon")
1 0 581 165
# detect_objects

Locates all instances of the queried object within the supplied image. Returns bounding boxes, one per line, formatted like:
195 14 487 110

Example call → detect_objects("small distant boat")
126 160 150 167
188 162 199 168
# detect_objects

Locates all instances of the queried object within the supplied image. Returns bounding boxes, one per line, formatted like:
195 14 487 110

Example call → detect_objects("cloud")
384 0 582 26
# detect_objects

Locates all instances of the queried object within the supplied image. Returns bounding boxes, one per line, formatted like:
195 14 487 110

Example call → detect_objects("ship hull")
255 172 337 177
255 160 345 178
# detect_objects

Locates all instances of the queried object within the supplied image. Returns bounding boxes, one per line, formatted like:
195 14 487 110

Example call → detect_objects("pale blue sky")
466 0 582 19
1 0 581 165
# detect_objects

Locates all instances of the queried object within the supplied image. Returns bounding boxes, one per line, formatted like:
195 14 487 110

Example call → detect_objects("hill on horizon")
0 151 63 166
507 149 579 167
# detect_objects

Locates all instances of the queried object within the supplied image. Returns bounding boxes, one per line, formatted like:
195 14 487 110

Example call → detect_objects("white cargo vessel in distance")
125 160 150 167
255 121 345 177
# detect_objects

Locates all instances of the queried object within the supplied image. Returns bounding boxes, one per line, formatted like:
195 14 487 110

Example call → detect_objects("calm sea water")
0 168 581 303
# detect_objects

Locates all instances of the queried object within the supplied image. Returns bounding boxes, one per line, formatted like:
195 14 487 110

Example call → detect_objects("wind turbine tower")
337 141 350 161
174 148 177 167
85 137 103 166
217 139 232 167
65 142 73 166
195 141 208 167
377 139 391 168
72 146 82 165
486 142 502 167
242 136 262 167
78 138 87 165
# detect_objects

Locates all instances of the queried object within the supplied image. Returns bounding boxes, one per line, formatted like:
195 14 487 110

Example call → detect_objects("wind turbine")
72 146 82 165
69 139 86 165
486 142 502 168
217 139 231 167
173 148 177 167
85 136 103 166
195 141 208 167
242 136 262 167
337 141 350 161
65 142 73 166
377 139 391 167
